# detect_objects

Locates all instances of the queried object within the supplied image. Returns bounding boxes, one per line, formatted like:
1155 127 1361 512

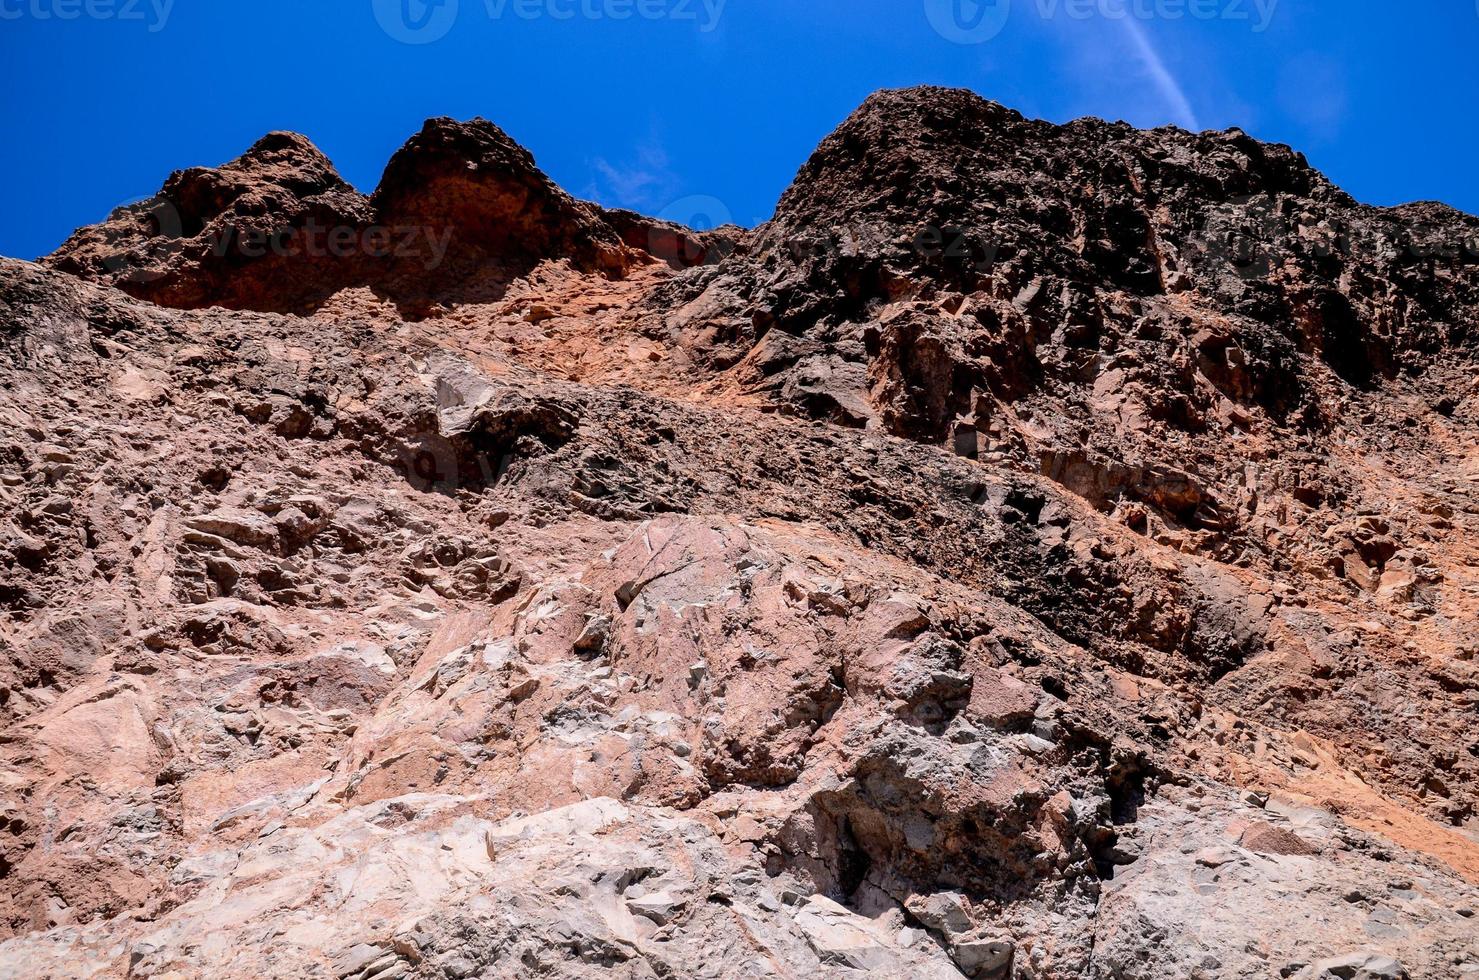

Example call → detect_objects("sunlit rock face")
4 86 1479 978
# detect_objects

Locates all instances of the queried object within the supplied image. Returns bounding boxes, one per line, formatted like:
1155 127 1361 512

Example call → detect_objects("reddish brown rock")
47 131 374 312
1240 820 1321 856
4 86 1479 978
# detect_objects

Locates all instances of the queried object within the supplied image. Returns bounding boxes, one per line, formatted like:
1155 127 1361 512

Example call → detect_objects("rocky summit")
3 85 1478 979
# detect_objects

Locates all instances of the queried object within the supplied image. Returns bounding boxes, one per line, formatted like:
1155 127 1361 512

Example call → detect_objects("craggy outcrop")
369 117 634 310
47 119 642 318
47 131 375 312
5 87 1479 979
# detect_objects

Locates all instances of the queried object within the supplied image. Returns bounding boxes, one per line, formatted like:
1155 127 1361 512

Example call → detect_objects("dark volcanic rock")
47 119 643 318
47 131 374 312
6 85 1479 979
598 206 743 270
370 117 634 309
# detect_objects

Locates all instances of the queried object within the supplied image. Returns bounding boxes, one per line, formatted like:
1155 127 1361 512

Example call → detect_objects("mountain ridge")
3 85 1478 979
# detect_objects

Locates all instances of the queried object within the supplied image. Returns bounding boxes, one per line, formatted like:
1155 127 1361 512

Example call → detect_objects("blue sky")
2 1 1477 259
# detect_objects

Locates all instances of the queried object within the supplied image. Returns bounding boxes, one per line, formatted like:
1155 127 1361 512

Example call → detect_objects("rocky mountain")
3 86 1478 978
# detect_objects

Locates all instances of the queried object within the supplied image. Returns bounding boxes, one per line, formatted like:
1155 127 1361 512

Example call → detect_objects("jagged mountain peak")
4 85 1479 978
375 115 545 190
230 130 346 178
44 114 636 315
370 115 632 282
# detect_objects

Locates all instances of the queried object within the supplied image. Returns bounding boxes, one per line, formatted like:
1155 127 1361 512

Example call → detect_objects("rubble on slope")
4 86 1479 978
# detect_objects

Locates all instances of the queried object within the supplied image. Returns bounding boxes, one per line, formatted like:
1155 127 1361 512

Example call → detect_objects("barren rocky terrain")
2 86 1477 978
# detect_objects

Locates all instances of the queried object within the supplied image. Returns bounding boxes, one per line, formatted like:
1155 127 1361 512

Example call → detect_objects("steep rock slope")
46 118 703 318
2 87 1477 979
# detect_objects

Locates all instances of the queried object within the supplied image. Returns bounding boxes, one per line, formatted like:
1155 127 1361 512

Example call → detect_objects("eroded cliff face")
4 86 1478 979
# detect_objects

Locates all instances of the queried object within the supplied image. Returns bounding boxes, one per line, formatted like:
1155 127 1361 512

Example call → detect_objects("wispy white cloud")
1039 12 1211 132
585 137 678 211
1119 17 1200 130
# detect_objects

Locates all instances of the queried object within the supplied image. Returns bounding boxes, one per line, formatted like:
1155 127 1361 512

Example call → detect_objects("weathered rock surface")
3 86 1478 977
47 118 635 318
